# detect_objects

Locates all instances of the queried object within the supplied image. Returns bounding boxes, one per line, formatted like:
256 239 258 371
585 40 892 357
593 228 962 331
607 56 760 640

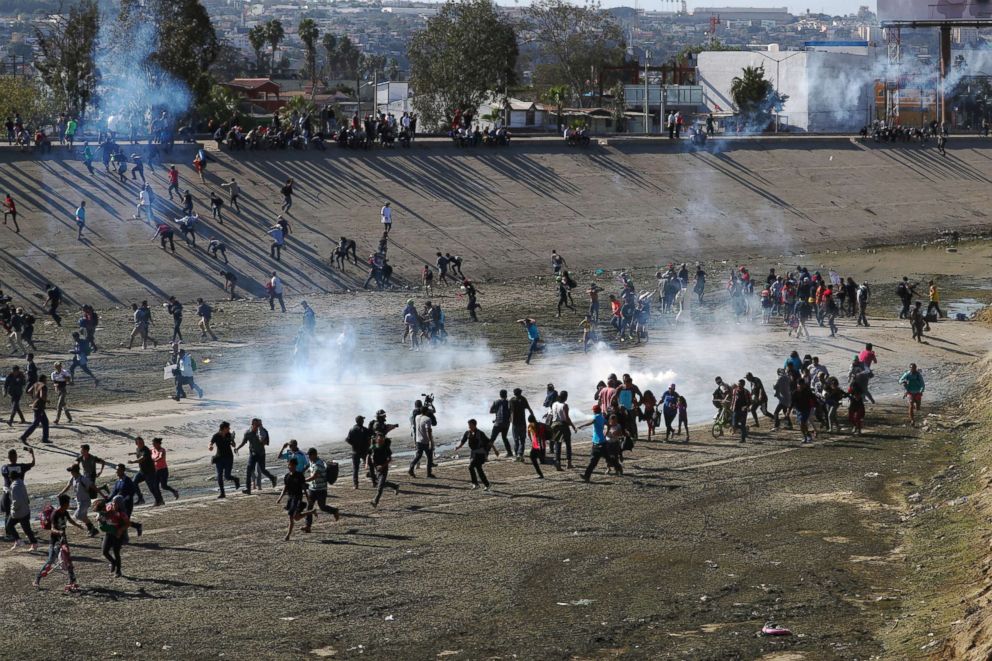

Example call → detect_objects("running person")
209 422 240 498
33 494 83 591
236 418 278 494
454 419 494 490
275 458 311 541
899 363 925 426
302 448 340 533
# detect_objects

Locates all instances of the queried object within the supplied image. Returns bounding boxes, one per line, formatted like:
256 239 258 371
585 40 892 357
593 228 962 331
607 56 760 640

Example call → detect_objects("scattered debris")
761 622 793 636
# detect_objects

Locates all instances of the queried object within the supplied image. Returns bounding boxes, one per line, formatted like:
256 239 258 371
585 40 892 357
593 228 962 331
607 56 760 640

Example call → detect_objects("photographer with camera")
408 395 437 478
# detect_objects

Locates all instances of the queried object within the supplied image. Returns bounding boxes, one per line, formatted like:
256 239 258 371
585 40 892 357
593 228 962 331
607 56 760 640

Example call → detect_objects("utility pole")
643 49 650 134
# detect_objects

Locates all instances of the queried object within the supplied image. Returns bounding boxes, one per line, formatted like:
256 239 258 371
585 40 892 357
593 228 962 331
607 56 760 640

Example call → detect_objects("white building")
697 49 875 132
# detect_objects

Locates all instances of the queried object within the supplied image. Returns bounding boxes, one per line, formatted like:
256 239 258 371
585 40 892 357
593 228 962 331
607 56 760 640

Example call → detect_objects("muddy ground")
1 241 991 660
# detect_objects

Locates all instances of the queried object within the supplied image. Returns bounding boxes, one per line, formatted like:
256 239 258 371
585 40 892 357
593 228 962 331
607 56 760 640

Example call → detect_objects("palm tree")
298 18 320 97
544 85 569 132
730 65 787 131
265 19 285 76
248 25 267 75
322 33 338 78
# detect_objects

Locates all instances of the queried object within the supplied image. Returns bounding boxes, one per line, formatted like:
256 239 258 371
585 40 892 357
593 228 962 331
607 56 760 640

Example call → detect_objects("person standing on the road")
32 493 83 591
209 421 240 498
52 362 72 424
454 418 493 491
129 436 164 506
302 448 340 533
910 301 926 342
4 364 27 425
927 280 943 321
899 363 926 426
166 296 183 343
150 437 180 500
549 391 577 471
268 272 286 313
855 281 871 327
730 379 752 443
237 418 277 494
380 202 392 235
897 277 917 319
74 201 86 240
509 388 534 460
20 374 50 444
345 416 375 489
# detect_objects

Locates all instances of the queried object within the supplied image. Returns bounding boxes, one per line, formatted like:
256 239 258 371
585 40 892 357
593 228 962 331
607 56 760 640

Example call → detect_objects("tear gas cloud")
195 300 785 454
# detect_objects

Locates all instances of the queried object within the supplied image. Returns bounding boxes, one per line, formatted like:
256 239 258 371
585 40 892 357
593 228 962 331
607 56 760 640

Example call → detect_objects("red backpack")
39 504 55 530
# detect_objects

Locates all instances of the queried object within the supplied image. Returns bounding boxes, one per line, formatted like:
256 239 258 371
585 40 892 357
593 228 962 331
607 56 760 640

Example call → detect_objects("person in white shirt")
173 348 203 400
133 184 154 222
268 271 286 312
408 411 435 478
51 362 73 424
380 202 392 235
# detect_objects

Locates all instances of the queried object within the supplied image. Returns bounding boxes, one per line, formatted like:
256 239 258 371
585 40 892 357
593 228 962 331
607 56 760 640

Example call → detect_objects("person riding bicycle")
711 376 732 424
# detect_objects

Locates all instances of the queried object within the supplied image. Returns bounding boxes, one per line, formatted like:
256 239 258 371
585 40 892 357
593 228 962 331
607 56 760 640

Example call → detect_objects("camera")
421 392 435 413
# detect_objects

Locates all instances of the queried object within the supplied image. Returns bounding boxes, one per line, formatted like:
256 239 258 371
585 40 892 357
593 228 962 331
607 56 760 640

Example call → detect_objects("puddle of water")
946 298 987 317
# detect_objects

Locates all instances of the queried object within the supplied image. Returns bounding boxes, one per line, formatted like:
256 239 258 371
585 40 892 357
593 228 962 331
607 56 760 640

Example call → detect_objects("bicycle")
711 406 732 439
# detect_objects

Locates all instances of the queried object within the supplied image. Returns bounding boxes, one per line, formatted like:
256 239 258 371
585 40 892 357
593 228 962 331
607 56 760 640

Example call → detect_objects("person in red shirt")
167 165 180 200
150 438 179 500
2 193 17 232
858 343 877 370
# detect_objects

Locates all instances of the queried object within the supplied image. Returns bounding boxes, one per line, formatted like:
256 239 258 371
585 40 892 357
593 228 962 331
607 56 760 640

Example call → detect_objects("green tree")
248 24 267 74
265 19 285 76
0 76 59 127
298 18 319 95
543 84 568 131
197 83 239 123
730 64 787 130
525 0 625 107
323 34 363 79
408 0 518 130
115 0 219 104
33 0 100 119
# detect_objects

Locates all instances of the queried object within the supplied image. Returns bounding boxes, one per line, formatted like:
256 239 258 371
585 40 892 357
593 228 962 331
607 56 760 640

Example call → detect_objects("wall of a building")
697 50 873 132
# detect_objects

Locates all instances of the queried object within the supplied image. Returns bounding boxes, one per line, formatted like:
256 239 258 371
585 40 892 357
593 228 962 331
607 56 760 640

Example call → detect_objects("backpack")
325 461 339 485
896 282 907 297
39 503 55 530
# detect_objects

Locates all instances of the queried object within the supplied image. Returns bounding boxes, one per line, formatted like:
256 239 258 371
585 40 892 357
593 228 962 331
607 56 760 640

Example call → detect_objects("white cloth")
381 206 392 224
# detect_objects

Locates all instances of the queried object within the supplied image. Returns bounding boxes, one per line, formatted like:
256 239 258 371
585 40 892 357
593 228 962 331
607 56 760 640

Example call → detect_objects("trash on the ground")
279 617 296 621
557 599 595 606
907 493 922 503
385 615 395 621
865 472 880 478
761 622 792 636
